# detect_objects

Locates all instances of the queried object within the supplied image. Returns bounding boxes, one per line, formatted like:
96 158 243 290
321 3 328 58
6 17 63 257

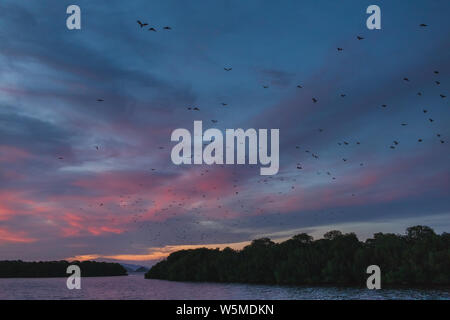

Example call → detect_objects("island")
0 260 127 278
145 225 449 287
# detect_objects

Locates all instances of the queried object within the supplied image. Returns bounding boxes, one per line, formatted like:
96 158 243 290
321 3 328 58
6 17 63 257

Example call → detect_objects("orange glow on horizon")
66 241 252 262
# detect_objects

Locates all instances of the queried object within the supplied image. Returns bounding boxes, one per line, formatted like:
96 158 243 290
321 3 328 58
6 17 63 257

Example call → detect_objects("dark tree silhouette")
0 260 127 278
145 226 449 287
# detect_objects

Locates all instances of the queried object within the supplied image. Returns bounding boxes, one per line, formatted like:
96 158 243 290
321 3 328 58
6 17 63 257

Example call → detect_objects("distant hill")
120 263 149 273
135 266 149 272
0 260 127 278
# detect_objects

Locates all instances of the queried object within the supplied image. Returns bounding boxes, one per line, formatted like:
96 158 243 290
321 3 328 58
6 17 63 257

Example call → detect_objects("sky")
0 0 449 266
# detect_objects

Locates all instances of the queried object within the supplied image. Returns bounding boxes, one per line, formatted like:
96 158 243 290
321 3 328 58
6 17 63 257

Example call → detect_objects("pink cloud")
0 227 36 244
0 145 31 163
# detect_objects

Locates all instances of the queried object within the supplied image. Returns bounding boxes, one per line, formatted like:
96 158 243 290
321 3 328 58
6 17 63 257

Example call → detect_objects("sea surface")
0 274 448 300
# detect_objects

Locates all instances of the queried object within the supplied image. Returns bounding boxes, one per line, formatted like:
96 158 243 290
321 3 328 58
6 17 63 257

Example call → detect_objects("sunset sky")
0 0 449 265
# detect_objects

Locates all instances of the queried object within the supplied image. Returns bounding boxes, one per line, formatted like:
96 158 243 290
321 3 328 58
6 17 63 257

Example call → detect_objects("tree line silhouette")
0 260 127 278
145 226 449 286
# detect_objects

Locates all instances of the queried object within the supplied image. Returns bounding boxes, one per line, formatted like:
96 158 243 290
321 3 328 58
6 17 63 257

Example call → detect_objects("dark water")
0 274 448 300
